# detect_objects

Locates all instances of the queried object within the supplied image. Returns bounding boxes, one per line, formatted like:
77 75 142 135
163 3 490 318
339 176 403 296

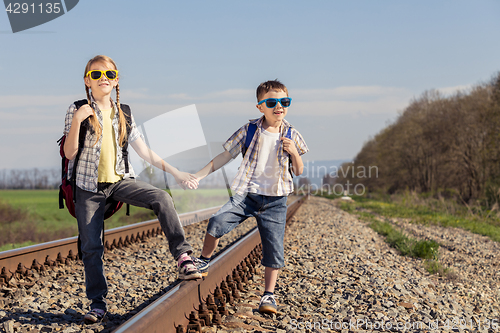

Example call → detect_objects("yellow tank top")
98 108 122 183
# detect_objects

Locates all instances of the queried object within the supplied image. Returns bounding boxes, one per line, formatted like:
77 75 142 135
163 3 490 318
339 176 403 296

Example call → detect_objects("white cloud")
166 93 193 100
176 89 253 101
292 86 410 100
0 125 61 135
120 88 166 101
0 84 473 121
190 86 414 116
436 84 473 96
0 94 80 109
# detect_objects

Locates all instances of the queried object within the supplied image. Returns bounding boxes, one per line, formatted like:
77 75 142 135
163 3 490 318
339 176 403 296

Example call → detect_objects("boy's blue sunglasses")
258 97 292 108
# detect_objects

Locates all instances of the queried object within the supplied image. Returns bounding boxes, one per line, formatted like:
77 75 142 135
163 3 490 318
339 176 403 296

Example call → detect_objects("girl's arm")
130 137 198 188
195 150 233 181
63 105 94 160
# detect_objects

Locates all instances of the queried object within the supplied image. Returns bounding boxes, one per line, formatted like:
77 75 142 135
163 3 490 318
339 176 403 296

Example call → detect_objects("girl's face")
84 61 119 98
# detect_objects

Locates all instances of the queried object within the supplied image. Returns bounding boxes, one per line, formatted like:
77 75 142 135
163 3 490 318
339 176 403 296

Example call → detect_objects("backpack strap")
58 136 66 210
71 100 90 203
74 99 88 109
285 127 294 178
241 123 257 158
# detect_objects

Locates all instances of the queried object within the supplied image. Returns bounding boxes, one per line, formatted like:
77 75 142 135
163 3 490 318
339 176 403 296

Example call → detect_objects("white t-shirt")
248 129 281 196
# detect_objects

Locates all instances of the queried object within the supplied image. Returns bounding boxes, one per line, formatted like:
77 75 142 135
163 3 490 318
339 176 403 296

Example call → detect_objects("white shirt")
247 129 281 196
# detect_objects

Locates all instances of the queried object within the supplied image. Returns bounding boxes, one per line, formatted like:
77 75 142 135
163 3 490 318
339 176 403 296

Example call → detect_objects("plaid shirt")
63 98 142 193
224 116 309 196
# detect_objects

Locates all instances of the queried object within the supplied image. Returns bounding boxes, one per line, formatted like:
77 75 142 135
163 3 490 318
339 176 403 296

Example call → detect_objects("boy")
192 80 308 314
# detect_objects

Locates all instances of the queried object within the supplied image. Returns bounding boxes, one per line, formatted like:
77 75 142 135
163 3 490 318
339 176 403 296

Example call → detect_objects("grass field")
329 192 500 243
0 188 229 251
321 190 500 277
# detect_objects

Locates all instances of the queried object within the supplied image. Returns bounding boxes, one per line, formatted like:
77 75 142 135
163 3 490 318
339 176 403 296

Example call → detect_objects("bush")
0 199 28 223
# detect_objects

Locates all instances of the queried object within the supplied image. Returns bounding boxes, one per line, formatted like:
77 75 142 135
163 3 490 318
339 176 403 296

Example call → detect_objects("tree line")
0 168 60 189
336 72 500 208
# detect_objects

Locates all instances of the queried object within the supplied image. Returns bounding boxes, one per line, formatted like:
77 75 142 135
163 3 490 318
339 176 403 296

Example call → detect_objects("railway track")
113 195 307 333
0 206 222 287
0 195 307 332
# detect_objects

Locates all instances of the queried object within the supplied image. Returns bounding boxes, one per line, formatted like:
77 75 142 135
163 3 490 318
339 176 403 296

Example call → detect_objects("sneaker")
258 294 277 314
192 257 210 277
84 308 106 324
178 257 202 280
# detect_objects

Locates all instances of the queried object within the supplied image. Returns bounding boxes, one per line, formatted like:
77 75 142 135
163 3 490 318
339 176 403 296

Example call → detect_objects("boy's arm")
281 137 304 176
195 150 233 180
130 137 198 189
290 152 304 176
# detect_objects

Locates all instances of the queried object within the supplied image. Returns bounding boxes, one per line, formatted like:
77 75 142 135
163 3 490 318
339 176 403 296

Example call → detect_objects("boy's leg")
253 194 288 270
201 233 219 259
253 194 288 314
74 186 108 312
264 267 279 293
259 267 280 314
195 193 254 273
110 179 192 259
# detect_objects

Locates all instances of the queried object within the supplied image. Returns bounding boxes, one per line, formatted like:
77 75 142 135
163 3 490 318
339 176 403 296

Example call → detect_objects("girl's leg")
110 179 192 259
75 186 107 311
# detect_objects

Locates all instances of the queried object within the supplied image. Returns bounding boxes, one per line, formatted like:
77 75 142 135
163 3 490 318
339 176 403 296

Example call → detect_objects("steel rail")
113 195 308 333
0 205 222 279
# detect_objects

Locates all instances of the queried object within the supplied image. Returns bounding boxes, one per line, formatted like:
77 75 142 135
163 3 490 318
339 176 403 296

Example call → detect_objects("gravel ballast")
1 196 499 332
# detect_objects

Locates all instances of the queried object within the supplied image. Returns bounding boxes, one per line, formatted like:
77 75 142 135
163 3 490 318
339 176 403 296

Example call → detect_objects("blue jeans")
207 193 288 268
75 179 192 311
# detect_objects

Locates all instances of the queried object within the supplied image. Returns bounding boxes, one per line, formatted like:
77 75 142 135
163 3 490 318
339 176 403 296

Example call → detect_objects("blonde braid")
84 85 102 146
115 84 128 147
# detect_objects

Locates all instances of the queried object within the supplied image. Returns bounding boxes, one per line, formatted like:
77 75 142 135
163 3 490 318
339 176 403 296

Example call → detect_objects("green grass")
331 195 456 277
0 188 229 251
422 259 454 277
350 212 440 260
339 195 500 243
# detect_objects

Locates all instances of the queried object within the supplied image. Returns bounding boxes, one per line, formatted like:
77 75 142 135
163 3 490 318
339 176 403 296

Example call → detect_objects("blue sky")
1 0 499 172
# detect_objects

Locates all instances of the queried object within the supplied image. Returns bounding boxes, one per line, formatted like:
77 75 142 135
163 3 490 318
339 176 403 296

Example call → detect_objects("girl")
63 55 201 324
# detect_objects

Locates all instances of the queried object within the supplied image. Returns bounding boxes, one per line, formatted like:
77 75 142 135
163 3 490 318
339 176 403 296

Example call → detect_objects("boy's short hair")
256 80 288 102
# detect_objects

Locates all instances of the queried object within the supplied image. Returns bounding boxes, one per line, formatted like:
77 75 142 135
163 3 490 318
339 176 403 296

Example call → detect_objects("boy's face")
256 89 289 123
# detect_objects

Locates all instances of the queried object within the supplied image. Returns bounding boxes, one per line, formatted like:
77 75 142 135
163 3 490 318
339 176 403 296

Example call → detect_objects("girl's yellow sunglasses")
86 70 119 81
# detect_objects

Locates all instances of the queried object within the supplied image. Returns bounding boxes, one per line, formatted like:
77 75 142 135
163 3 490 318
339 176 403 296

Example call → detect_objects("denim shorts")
207 193 288 268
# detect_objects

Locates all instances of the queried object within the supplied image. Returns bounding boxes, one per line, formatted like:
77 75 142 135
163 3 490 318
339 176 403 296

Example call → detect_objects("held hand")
173 170 199 190
182 171 206 190
73 104 94 124
182 179 199 190
281 137 299 157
